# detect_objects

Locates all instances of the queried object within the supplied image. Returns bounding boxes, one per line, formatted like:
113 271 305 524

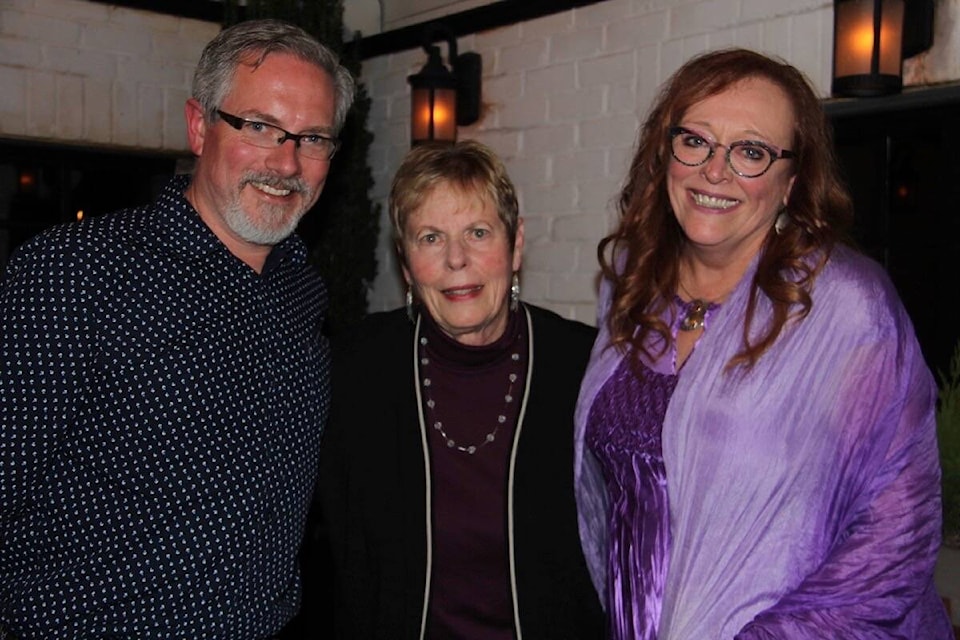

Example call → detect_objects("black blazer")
318 304 604 639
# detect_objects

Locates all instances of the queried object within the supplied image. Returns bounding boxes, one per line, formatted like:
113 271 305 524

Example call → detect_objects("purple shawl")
574 247 952 638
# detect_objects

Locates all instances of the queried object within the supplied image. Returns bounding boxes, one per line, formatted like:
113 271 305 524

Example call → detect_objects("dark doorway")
0 140 182 273
829 86 960 376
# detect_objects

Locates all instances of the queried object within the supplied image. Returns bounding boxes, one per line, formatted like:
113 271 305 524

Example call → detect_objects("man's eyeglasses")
668 126 795 178
216 110 340 161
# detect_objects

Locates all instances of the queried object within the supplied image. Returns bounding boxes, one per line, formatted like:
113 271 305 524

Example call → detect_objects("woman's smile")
690 190 740 211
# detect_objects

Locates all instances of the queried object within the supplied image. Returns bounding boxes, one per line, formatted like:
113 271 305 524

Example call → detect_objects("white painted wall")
345 0 499 35
0 0 218 151
381 0 493 30
344 0 383 37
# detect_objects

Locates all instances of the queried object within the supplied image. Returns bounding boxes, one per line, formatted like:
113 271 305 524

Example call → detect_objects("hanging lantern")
409 45 459 143
832 0 935 98
832 0 905 97
407 23 482 146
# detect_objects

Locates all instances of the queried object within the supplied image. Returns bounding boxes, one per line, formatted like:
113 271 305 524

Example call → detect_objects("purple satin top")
586 357 677 640
584 298 712 639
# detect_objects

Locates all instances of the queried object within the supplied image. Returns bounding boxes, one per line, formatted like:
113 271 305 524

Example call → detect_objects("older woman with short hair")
320 140 604 639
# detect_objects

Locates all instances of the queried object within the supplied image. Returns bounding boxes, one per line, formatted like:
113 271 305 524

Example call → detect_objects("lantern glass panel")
411 87 457 143
878 0 905 74
834 0 904 76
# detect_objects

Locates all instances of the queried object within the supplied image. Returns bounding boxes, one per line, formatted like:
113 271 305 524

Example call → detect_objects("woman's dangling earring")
510 273 520 312
406 287 414 322
774 209 790 236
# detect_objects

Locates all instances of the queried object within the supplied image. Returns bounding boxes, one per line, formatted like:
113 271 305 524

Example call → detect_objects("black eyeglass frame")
215 109 340 160
668 126 796 178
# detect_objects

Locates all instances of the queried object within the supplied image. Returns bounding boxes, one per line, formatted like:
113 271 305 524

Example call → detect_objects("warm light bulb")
76 210 84 222
432 104 452 127
851 24 875 58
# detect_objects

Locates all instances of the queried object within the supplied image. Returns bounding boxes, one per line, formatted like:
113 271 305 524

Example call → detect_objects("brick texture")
0 0 217 151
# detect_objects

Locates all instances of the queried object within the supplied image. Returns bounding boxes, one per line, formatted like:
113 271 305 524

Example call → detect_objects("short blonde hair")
389 140 519 263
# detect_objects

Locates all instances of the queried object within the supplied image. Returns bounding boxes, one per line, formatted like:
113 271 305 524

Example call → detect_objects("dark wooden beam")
86 1 605 59
351 0 603 59
88 0 223 22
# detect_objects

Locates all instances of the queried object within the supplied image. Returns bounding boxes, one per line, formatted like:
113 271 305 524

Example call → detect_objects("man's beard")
223 172 316 246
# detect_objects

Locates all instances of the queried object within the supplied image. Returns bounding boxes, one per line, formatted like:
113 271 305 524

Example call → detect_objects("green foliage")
938 340 960 546
223 0 380 336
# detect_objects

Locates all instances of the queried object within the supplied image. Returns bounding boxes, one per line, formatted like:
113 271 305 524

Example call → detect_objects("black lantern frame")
407 23 482 145
832 0 935 98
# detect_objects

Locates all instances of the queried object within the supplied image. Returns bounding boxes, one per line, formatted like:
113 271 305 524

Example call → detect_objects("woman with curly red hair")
574 48 951 639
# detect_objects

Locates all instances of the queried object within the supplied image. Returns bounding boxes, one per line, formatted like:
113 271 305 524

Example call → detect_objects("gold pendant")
679 299 707 332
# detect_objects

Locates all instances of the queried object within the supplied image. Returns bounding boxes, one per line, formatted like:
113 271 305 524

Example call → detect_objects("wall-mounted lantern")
832 0 935 97
408 23 481 145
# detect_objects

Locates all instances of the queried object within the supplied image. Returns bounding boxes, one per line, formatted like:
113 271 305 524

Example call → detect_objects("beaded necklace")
418 332 523 455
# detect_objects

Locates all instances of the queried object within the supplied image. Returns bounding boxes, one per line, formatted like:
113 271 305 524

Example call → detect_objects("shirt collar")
142 174 308 272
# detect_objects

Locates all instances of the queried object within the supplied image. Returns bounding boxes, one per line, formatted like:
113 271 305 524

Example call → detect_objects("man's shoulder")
27 200 155 248
3 206 152 283
8 175 193 274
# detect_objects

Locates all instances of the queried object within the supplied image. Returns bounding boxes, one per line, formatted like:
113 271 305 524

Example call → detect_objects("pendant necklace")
678 281 713 332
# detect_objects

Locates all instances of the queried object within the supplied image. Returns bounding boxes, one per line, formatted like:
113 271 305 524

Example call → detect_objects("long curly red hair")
600 48 854 368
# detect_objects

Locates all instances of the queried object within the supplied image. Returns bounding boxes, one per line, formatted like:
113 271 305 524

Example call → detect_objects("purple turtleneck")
417 308 528 640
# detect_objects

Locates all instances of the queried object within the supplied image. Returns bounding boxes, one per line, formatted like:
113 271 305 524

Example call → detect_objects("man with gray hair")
0 19 354 638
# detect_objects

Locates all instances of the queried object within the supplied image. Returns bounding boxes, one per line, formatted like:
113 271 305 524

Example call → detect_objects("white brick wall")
0 0 218 151
2 0 958 326
363 0 837 321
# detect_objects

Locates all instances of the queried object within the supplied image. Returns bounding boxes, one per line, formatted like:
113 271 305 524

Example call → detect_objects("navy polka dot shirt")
0 175 331 639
